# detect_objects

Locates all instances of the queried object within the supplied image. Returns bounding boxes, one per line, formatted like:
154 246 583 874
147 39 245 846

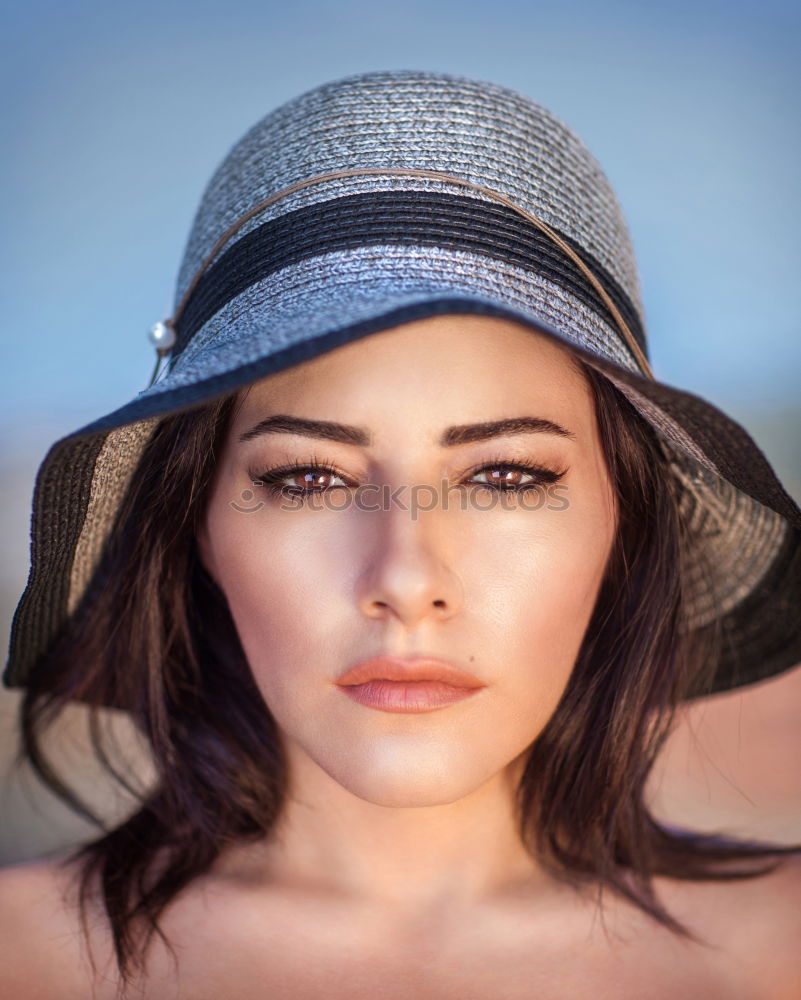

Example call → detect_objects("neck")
223 742 545 917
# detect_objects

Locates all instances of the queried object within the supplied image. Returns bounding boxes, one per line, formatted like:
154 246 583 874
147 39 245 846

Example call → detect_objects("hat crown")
173 69 645 334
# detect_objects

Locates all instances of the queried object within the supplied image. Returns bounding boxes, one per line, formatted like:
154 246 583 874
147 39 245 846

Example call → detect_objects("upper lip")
335 656 485 689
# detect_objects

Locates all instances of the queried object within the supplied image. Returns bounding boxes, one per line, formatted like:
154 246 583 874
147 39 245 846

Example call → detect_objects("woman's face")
198 315 617 806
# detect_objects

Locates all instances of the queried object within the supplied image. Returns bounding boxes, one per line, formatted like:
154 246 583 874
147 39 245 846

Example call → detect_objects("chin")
313 745 504 808
336 776 481 809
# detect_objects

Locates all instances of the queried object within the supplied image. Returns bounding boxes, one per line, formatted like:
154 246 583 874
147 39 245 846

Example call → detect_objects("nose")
355 500 464 626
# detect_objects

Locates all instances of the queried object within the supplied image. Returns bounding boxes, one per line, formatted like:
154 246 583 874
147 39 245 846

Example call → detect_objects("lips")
335 656 485 714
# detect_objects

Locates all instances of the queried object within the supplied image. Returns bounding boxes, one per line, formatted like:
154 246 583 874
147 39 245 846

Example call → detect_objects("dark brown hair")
16 353 800 996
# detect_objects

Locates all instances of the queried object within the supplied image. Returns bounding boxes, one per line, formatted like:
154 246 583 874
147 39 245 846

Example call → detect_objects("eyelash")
249 451 568 504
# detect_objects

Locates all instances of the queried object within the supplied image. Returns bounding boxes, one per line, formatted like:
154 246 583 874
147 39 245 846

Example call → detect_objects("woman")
2 70 800 998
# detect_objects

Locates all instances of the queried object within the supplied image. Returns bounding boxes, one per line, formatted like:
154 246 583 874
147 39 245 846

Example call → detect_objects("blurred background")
1 0 800 862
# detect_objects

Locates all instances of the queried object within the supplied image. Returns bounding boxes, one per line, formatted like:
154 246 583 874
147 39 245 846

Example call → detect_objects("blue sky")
2 0 799 476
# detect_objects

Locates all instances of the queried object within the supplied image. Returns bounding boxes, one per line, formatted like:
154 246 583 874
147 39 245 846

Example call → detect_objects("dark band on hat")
170 190 646 365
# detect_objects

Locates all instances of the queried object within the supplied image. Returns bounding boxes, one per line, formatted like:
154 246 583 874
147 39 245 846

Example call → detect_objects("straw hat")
5 69 800 698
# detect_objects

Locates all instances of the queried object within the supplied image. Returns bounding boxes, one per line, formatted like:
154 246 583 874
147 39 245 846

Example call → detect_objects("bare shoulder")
653 852 801 999
0 853 117 1000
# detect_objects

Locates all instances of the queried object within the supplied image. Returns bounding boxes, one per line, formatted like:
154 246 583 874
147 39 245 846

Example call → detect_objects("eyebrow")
238 414 576 446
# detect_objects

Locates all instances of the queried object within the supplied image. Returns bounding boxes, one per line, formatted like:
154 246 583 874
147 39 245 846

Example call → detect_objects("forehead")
235 315 593 430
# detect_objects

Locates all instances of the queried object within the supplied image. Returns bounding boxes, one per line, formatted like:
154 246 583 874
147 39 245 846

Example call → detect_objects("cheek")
200 496 353 691
463 486 615 722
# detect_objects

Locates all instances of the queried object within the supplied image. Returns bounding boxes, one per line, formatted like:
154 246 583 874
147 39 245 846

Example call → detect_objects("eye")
249 456 354 503
467 458 567 493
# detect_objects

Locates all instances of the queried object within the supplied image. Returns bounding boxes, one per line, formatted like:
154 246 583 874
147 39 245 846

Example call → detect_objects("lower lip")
337 679 483 713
